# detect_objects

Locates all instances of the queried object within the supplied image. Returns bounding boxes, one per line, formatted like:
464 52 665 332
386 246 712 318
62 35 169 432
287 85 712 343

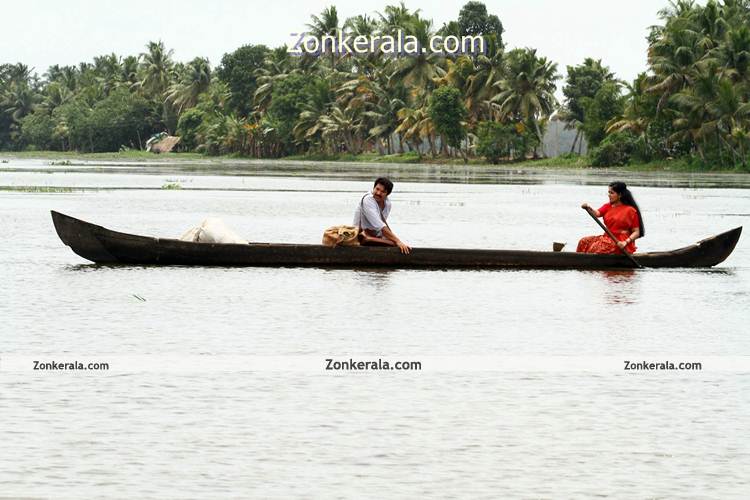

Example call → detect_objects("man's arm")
381 225 411 254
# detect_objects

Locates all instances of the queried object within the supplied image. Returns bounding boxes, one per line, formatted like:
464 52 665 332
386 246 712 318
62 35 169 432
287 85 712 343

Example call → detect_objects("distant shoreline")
1 150 748 173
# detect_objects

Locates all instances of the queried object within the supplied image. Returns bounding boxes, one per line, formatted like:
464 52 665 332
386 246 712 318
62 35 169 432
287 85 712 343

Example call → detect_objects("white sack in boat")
180 218 248 244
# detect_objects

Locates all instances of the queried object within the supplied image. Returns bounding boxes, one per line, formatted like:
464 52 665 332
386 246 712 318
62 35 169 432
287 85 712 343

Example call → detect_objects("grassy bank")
2 150 747 173
0 150 208 161
284 151 747 172
523 155 699 171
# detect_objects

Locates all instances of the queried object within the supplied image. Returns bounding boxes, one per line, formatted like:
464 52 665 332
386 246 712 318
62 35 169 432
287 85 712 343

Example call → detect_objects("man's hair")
374 177 394 194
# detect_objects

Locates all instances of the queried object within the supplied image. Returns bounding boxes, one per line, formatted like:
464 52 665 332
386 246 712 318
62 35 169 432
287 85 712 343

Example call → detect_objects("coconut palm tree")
395 103 435 157
43 65 63 84
56 66 78 92
464 37 504 122
608 74 652 137
137 41 175 100
387 17 445 95
292 78 335 151
307 6 341 69
39 81 73 112
647 8 702 110
320 103 365 154
668 63 722 160
694 0 728 53
254 47 296 115
3 63 32 85
489 48 559 154
2 81 37 123
709 77 750 164
121 56 140 88
709 25 750 83
436 56 472 91
378 2 420 37
344 14 382 76
92 53 122 96
166 57 212 114
345 14 379 37
353 77 408 153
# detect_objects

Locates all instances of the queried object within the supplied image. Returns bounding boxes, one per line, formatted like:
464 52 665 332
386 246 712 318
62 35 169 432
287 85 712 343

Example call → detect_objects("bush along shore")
2 2 750 172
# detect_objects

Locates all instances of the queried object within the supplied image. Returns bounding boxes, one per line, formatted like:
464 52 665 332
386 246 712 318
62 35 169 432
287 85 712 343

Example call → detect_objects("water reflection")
352 268 396 291
649 267 736 276
595 269 640 305
63 263 116 272
62 263 159 273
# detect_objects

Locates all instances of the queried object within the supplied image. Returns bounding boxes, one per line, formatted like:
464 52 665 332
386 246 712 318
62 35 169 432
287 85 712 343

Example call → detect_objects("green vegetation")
560 58 616 152
0 150 206 161
476 122 534 163
1 1 749 173
161 182 182 189
4 149 746 172
0 2 548 162
429 86 467 159
575 0 750 170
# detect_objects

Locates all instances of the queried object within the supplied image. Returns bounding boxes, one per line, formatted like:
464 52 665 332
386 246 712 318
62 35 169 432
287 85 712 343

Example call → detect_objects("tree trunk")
739 136 746 166
570 129 580 153
411 140 422 160
534 120 546 158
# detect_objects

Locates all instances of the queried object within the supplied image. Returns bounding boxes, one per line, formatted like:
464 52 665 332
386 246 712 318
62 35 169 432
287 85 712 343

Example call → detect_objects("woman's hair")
609 181 645 236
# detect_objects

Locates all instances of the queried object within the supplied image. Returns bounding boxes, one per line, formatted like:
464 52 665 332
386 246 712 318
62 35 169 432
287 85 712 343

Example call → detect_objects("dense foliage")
429 86 467 154
565 0 750 169
476 121 535 162
0 2 558 161
2 0 749 170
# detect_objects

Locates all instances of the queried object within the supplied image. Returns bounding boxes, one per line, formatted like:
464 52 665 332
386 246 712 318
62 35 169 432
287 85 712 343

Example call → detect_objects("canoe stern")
695 226 742 267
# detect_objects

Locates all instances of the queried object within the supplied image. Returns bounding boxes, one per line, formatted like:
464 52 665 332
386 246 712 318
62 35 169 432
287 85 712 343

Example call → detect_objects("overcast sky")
4 0 671 96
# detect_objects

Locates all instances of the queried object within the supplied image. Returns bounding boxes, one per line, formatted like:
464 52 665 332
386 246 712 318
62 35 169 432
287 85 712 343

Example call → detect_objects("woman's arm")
617 229 641 249
581 203 600 217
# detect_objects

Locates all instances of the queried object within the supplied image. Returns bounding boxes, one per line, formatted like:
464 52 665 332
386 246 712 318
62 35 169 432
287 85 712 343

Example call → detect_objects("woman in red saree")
577 181 645 254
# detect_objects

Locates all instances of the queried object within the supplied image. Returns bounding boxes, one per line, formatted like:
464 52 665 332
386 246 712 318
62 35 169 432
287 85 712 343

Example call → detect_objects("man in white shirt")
353 177 411 254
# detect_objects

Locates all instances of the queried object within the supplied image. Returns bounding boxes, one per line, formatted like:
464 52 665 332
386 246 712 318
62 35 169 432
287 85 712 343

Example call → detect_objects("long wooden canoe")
51 210 742 269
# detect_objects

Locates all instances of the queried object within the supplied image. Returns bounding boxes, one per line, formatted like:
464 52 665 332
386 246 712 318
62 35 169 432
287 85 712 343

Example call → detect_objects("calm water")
2 159 749 498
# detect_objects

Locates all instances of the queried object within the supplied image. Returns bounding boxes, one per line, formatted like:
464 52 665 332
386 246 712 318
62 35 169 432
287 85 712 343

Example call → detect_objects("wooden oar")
583 206 643 268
